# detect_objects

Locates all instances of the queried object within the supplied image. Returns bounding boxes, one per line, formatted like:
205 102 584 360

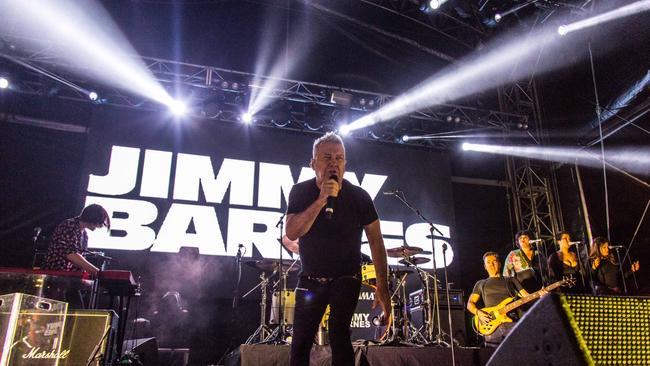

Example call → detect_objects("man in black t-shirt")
467 251 530 347
286 132 391 366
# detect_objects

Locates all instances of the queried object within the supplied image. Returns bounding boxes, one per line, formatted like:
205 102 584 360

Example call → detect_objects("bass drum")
319 284 384 342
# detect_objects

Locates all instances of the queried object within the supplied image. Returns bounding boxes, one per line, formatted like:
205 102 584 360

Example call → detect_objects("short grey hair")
312 132 345 158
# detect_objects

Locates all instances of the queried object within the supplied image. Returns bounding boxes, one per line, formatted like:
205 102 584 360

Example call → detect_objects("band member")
286 132 390 366
502 230 543 292
42 204 110 276
467 251 530 347
589 237 640 294
548 232 587 293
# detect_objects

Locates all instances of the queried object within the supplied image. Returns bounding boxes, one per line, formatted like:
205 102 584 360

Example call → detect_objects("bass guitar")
473 277 574 336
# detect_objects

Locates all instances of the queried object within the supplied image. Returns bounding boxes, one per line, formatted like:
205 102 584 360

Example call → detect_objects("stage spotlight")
494 13 503 22
402 135 410 142
241 112 253 124
461 142 471 151
422 0 447 11
558 25 568 36
339 124 351 136
0 77 9 89
169 100 187 116
88 91 99 101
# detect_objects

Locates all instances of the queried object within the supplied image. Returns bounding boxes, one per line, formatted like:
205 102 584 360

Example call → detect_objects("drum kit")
242 244 457 347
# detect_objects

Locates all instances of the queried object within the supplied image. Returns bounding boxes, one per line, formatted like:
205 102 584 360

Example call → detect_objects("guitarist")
467 251 531 347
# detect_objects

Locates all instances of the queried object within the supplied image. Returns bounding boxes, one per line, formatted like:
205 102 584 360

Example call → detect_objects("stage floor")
225 344 495 366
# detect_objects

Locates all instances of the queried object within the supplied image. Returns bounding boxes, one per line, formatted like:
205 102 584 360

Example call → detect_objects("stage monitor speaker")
123 337 159 366
487 293 650 366
409 305 468 346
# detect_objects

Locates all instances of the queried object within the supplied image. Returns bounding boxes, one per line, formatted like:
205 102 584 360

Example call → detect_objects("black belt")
301 274 359 284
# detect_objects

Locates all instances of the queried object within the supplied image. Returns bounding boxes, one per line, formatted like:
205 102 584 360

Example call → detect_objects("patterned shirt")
502 249 536 277
43 217 88 271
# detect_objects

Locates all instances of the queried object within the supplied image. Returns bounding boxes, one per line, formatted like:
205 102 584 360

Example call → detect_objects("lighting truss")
0 34 528 148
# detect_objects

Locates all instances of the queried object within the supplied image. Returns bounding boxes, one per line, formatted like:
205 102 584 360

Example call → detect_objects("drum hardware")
247 213 301 345
372 267 419 346
243 271 274 344
398 256 431 266
385 190 456 364
245 259 300 273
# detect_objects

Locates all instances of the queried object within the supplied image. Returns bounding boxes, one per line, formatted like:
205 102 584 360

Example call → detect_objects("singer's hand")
372 287 391 325
319 177 340 202
631 260 640 272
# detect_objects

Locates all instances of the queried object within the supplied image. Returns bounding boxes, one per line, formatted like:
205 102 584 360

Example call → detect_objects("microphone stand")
530 241 550 286
441 243 457 365
572 242 587 291
84 250 112 309
266 213 289 344
217 244 245 365
232 244 244 328
387 191 451 349
612 247 628 294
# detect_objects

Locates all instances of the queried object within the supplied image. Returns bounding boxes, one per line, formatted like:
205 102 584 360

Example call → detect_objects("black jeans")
290 275 361 366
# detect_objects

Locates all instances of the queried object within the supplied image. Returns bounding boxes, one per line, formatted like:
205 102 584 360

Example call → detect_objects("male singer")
286 132 390 366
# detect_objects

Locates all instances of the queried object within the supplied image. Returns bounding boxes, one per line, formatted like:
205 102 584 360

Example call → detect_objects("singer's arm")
286 179 338 240
365 220 391 318
285 199 326 240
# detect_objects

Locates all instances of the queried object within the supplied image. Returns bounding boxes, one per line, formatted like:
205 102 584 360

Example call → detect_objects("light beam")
462 143 650 176
0 0 176 108
559 0 650 36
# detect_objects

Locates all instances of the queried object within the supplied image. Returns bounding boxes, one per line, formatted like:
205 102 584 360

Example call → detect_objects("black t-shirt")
287 178 378 277
593 259 619 290
471 276 524 308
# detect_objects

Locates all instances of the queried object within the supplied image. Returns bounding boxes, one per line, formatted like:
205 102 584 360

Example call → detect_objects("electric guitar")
473 277 575 336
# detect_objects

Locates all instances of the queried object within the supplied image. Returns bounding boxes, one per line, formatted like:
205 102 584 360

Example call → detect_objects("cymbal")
386 246 424 258
398 257 431 266
245 259 300 273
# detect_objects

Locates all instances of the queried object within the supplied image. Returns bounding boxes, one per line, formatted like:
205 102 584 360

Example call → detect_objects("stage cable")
588 41 611 240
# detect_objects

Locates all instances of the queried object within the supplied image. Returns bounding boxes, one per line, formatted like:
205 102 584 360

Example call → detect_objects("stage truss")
0 34 529 149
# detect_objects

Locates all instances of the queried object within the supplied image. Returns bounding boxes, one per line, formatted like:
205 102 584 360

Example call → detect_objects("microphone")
325 175 338 220
32 227 42 242
382 188 400 195
529 239 543 243
569 241 582 246
609 245 625 249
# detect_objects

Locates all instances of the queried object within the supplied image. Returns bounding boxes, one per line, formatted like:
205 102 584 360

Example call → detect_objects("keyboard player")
42 204 110 276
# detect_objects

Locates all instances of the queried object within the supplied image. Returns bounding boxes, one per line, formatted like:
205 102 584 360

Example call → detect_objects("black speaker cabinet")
1 309 118 366
409 305 468 346
123 337 159 366
487 293 650 366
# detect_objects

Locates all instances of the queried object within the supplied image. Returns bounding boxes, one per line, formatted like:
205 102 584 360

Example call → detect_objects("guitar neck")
500 280 564 314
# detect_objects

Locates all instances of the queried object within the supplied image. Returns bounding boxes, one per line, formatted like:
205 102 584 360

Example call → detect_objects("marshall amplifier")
1 307 118 366
409 288 464 309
